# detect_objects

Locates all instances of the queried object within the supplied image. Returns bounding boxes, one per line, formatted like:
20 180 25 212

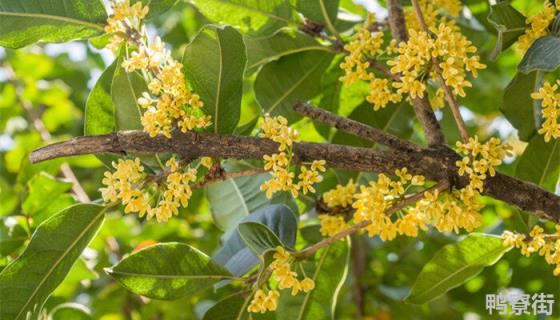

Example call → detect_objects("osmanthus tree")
0 0 559 319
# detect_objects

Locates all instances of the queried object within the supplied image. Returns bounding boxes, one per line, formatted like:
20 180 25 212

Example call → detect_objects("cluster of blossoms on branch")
340 1 485 111
105 0 210 138
516 1 559 53
531 80 560 141
248 247 315 313
100 157 207 222
259 115 326 198
503 225 560 276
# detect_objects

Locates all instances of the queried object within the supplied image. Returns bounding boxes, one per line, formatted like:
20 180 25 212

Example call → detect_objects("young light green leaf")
515 135 560 193
487 2 526 59
297 0 340 35
106 243 234 300
519 36 560 73
0 0 107 49
0 204 106 320
255 50 334 122
405 234 511 305
277 230 350 320
183 25 246 134
500 71 542 141
244 30 331 72
22 172 73 216
48 303 92 320
85 59 118 136
237 222 284 257
189 0 294 35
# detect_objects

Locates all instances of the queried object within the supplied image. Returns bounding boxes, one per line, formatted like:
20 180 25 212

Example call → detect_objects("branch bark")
29 130 560 222
387 0 446 146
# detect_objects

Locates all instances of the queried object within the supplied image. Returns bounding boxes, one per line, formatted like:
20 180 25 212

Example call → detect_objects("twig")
294 102 423 152
410 0 470 143
387 0 446 146
3 65 90 203
191 167 265 190
296 181 451 259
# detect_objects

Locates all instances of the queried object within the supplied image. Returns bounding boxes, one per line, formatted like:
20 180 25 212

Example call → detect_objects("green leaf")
48 303 91 320
487 2 526 59
0 219 27 256
500 71 542 141
277 229 350 319
111 53 146 131
213 204 297 276
203 292 273 320
183 25 246 134
255 50 333 122
189 0 294 35
22 172 73 216
206 160 296 234
0 0 107 49
237 222 284 257
106 243 234 300
0 204 106 320
515 135 560 193
137 0 178 19
519 35 560 73
404 234 511 305
244 30 331 72
85 59 118 136
297 0 339 35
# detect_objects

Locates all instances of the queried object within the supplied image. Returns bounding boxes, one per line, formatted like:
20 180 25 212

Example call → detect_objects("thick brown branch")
29 131 560 222
387 0 446 146
294 102 423 152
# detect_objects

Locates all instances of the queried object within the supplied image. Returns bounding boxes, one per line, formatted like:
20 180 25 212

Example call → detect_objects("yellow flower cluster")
319 215 347 237
340 14 402 110
100 157 197 222
247 289 279 313
270 247 315 296
389 20 486 99
259 115 326 198
322 179 356 208
503 225 560 276
456 136 513 194
531 80 560 141
517 2 557 53
105 0 210 138
404 0 462 32
353 168 426 240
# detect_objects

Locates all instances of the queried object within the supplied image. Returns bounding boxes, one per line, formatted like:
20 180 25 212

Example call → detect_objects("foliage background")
0 0 559 319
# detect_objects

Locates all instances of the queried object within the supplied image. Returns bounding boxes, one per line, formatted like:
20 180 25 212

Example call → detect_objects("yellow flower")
322 180 356 208
248 289 279 313
300 277 315 292
319 215 347 237
200 157 213 169
531 80 560 141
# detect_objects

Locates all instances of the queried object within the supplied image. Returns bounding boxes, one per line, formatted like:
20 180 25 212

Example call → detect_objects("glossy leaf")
137 0 178 19
189 0 294 35
0 0 107 49
213 204 297 276
85 59 118 136
237 222 284 257
244 30 331 72
203 292 273 320
519 36 560 73
106 243 234 300
501 71 541 141
255 50 333 122
405 234 511 305
183 25 246 134
111 53 145 131
297 0 339 35
277 228 350 319
515 135 560 193
0 204 106 320
487 2 526 59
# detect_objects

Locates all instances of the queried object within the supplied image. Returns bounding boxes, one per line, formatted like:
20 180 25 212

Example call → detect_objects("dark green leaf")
106 243 234 300
237 222 284 257
519 36 560 73
183 25 246 134
138 0 178 19
0 0 107 49
111 53 146 131
244 30 331 72
203 292 273 320
85 59 118 136
0 219 27 256
501 71 542 141
255 50 333 122
297 0 339 35
189 0 294 35
515 135 560 193
0 204 106 320
487 2 526 59
405 234 511 305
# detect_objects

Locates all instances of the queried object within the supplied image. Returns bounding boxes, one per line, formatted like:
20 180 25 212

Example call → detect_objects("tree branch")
387 0 446 146
29 130 560 222
294 102 423 152
410 0 470 142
